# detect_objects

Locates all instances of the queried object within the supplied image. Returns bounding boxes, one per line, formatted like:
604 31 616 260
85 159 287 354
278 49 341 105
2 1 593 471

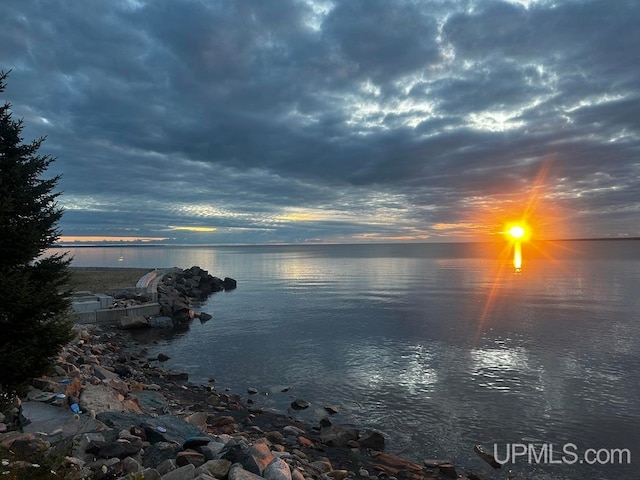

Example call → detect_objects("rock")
298 437 314 448
266 431 286 445
423 459 450 468
79 383 127 413
228 463 264 480
156 458 178 475
161 463 196 480
140 468 162 480
324 405 339 415
122 456 144 473
157 353 171 362
197 441 227 461
327 470 349 480
370 452 423 474
97 412 203 447
438 463 457 478
359 431 385 450
177 451 207 468
474 444 502 469
185 412 209 429
290 399 310 410
149 316 175 328
309 460 332 473
319 417 332 428
199 312 213 322
291 468 306 480
133 390 168 412
247 388 258 395
165 371 189 382
209 415 236 427
184 436 215 450
197 459 232 479
282 425 306 437
469 473 493 480
8 437 50 460
93 365 121 382
263 456 292 480
97 439 143 459
223 277 237 290
119 315 149 329
319 426 359 447
249 441 276 473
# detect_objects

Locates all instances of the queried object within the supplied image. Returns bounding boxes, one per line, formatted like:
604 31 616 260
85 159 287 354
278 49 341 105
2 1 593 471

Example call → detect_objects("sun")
509 225 525 239
504 223 530 241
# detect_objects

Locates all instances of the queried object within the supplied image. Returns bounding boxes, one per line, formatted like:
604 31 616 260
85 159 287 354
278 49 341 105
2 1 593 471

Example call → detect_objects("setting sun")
504 223 530 242
509 225 525 239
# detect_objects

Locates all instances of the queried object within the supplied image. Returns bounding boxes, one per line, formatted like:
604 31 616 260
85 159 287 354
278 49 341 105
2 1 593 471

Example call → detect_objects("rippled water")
58 241 640 479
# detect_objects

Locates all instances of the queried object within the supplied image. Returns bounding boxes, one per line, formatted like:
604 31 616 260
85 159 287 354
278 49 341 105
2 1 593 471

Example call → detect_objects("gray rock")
122 456 144 473
282 425 306 437
223 278 237 290
194 473 217 480
149 316 175 328
161 463 196 480
291 468 306 480
157 353 171 362
21 401 99 439
97 439 143 459
359 430 385 450
229 463 264 480
197 441 227 460
156 458 178 475
140 468 162 480
79 383 127 413
97 412 203 447
132 390 168 412
119 315 149 329
474 444 502 469
93 365 121 381
199 312 213 322
184 436 215 450
263 457 292 480
319 426 359 447
176 450 207 468
197 459 232 479
290 399 310 410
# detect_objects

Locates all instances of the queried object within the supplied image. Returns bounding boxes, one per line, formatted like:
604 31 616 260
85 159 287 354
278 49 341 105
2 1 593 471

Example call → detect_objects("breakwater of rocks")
158 266 236 323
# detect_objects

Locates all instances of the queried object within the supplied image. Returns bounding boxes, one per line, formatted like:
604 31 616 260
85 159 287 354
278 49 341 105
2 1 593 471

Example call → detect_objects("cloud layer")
2 0 639 243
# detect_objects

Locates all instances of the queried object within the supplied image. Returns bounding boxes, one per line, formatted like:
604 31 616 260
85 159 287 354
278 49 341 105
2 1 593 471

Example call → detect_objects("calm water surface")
57 241 640 479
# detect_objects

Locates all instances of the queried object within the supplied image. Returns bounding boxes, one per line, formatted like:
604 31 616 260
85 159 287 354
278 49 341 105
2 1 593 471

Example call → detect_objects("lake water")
56 241 640 479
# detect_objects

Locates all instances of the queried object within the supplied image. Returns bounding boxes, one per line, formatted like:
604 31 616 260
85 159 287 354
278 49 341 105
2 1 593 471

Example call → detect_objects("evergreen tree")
0 71 74 388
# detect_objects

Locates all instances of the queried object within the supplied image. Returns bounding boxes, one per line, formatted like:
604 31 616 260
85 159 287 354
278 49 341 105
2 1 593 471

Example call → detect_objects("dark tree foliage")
0 71 74 388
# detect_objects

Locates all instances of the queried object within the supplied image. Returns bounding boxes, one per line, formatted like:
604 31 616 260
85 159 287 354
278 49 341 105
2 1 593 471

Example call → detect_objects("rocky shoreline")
1 267 505 480
0 324 483 480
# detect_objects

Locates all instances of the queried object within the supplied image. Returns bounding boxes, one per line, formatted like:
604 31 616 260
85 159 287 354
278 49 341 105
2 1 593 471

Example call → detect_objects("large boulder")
319 425 360 447
118 315 149 330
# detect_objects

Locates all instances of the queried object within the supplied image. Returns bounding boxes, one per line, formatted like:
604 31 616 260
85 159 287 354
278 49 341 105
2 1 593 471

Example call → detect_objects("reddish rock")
176 450 206 468
298 436 315 448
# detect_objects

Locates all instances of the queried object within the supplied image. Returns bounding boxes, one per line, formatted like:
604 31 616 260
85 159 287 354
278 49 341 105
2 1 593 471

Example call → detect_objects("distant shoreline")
52 237 640 248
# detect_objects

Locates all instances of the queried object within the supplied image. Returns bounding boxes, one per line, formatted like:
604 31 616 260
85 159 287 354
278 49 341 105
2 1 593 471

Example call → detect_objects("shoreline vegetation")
67 267 154 295
0 267 504 479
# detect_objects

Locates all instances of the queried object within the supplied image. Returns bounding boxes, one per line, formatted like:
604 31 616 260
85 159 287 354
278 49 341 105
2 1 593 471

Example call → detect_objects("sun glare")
505 223 530 242
509 225 525 239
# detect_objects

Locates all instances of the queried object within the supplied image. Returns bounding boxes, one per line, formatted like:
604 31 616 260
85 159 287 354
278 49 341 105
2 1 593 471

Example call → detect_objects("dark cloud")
1 0 638 243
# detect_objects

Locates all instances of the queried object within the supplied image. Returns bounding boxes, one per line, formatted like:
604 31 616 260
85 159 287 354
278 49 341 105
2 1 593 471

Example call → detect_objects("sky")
1 0 639 244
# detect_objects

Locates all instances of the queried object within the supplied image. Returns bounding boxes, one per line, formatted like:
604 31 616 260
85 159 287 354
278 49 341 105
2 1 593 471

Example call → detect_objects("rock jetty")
158 266 237 323
0 324 499 480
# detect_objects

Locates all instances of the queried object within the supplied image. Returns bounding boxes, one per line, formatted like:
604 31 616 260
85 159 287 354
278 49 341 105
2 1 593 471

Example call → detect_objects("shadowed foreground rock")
0 324 497 480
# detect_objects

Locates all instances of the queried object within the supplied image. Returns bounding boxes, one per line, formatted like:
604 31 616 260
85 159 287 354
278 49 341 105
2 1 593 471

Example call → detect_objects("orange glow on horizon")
58 236 168 243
